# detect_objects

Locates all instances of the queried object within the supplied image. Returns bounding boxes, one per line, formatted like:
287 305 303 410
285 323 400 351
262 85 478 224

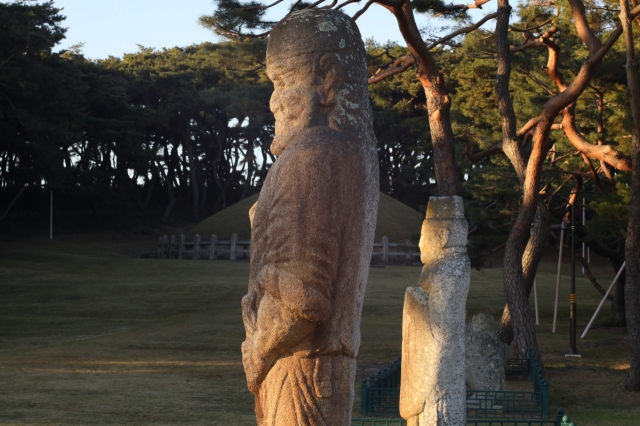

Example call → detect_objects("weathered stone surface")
465 313 509 391
240 9 378 426
400 196 470 426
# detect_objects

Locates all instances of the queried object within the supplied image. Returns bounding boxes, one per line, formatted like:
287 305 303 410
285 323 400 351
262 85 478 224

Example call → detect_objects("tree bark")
182 122 201 219
493 0 547 357
620 0 640 391
499 0 635 359
159 162 178 222
0 185 27 222
386 0 462 197
498 201 549 346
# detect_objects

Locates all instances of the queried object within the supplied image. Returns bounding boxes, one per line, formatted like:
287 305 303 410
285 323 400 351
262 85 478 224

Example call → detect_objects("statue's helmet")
267 9 365 66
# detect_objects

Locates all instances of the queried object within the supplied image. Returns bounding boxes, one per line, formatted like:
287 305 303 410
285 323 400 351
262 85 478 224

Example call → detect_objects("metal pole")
566 201 580 358
581 261 627 338
534 278 539 326
582 197 586 274
50 190 53 240
552 225 565 333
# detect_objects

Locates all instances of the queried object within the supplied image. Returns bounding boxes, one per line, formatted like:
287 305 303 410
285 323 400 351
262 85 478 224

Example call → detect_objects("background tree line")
0 1 275 230
2 0 640 389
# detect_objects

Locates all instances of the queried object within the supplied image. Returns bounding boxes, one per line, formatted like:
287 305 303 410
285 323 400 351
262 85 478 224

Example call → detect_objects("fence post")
230 233 238 260
162 235 168 259
170 235 176 259
382 236 389 264
157 237 162 258
360 380 368 415
209 234 217 260
194 234 201 260
541 379 549 419
179 234 185 259
556 407 565 426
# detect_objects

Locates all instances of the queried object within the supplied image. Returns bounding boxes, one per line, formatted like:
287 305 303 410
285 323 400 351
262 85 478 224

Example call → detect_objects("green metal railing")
466 351 548 420
506 357 530 377
351 419 406 426
352 408 575 426
360 358 401 417
361 351 550 421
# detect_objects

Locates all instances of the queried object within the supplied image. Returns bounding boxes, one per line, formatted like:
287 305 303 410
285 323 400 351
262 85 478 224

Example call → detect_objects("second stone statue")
240 9 379 426
400 196 471 426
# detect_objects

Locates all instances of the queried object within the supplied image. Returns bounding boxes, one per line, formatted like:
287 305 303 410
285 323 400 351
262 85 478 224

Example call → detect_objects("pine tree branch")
510 26 558 53
368 54 415 84
578 255 614 300
448 0 491 11
426 12 498 50
561 106 632 172
509 19 553 33
351 1 374 20
463 141 503 162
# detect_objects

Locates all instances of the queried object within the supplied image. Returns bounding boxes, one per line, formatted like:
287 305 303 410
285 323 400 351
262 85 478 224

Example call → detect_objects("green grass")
0 234 637 425
192 192 425 242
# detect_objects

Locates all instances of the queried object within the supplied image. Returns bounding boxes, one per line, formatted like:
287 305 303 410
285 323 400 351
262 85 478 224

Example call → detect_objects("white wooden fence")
157 234 421 264
157 233 250 260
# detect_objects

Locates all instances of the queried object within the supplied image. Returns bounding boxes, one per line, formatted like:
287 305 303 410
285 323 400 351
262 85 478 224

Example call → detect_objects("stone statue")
400 196 470 426
240 9 379 426
465 313 509 392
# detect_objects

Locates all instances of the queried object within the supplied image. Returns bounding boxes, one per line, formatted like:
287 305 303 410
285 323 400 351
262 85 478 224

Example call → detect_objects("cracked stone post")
240 9 379 426
400 196 470 426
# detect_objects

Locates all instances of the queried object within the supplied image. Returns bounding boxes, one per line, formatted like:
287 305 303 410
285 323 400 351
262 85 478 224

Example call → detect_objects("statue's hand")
241 338 271 395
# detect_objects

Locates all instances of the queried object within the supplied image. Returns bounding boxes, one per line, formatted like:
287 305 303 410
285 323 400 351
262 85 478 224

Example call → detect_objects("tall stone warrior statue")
400 196 470 426
240 9 379 426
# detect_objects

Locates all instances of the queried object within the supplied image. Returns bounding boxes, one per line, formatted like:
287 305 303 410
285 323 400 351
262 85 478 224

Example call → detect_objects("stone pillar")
382 236 389 264
161 235 168 259
230 233 238 261
400 196 470 426
179 234 185 260
170 235 176 259
209 234 218 260
193 234 201 260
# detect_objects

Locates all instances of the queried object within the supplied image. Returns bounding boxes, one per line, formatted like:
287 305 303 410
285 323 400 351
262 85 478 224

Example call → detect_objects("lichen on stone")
317 21 338 32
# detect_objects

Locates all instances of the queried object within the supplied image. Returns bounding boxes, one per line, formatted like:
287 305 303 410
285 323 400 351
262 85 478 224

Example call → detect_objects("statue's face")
266 58 318 154
419 220 446 265
419 219 466 264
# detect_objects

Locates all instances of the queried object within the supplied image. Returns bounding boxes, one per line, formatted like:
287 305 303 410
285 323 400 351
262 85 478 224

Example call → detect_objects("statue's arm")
243 146 340 393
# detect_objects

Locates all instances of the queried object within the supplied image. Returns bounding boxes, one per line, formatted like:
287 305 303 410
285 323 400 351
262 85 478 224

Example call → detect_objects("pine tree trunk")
498 201 549 344
493 0 545 355
390 1 462 197
422 82 461 197
182 123 200 219
612 265 627 326
620 0 640 391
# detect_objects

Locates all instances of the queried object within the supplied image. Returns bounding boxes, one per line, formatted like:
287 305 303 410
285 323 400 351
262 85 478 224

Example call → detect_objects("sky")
45 0 497 60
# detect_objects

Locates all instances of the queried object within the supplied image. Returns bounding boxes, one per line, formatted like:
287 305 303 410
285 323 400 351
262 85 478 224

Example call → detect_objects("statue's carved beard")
271 130 294 157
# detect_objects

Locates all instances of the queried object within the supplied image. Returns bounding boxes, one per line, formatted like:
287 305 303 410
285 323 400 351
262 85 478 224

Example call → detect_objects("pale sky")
43 0 496 60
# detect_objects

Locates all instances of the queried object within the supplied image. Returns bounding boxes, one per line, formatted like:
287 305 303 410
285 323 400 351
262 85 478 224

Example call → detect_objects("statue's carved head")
419 196 468 265
266 9 372 156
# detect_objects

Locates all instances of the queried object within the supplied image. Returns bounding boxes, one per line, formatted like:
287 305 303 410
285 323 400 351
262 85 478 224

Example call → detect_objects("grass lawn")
0 234 638 425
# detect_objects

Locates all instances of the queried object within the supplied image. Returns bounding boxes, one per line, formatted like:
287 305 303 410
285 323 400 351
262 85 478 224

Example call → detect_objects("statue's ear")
317 53 343 107
436 228 450 248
